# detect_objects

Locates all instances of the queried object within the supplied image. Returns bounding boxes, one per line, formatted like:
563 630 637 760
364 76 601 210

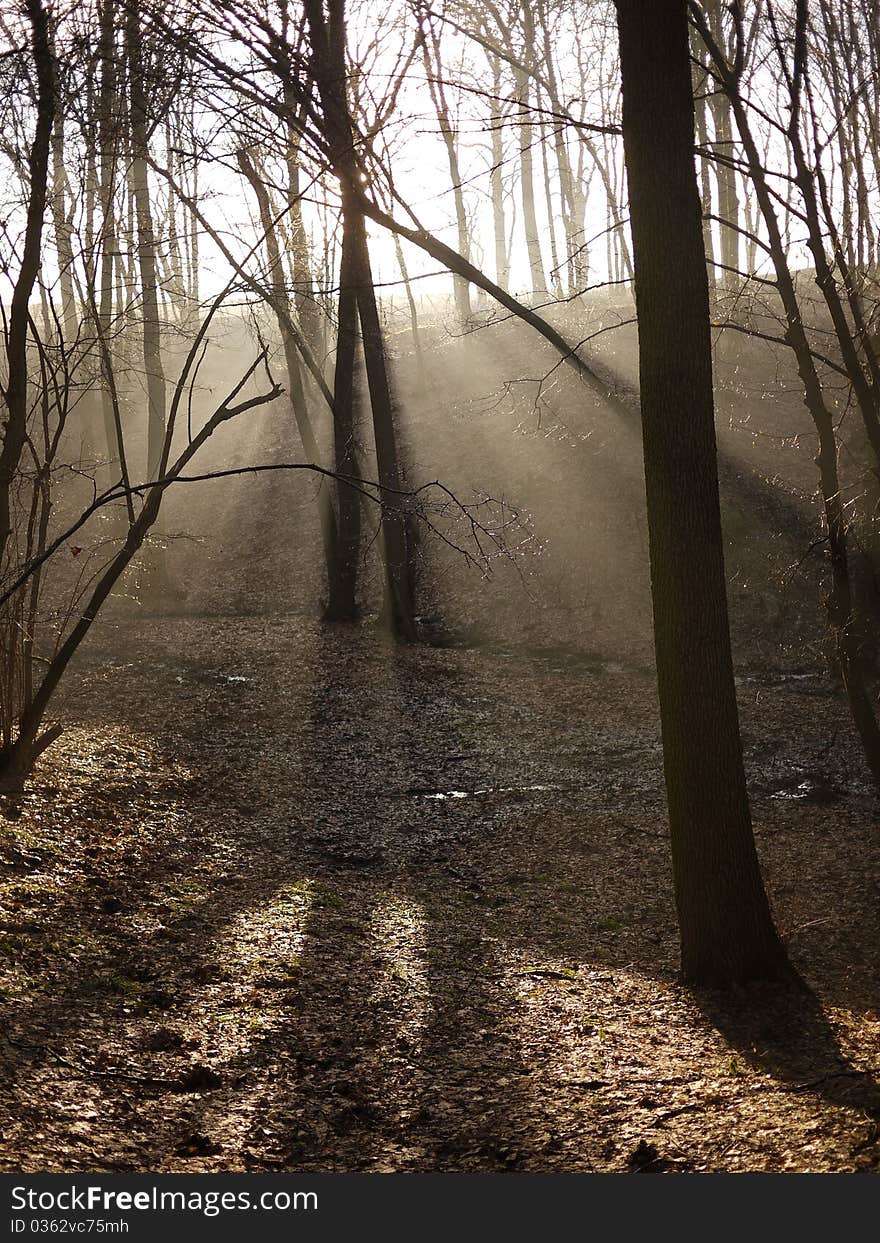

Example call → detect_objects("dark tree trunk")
0 0 55 567
304 0 416 639
325 195 362 622
615 0 792 987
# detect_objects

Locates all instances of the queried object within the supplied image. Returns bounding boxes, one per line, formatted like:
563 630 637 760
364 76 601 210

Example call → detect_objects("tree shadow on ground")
2 617 878 1171
696 983 880 1118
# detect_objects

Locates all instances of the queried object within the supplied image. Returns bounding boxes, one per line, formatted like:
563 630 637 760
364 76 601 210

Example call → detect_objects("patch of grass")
595 915 626 933
109 974 143 997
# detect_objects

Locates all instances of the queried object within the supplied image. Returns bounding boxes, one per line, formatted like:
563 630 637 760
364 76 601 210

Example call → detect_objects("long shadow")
0 626 319 1169
208 621 880 1171
3 616 877 1172
167 626 548 1171
697 984 880 1118
379 641 551 1171
274 628 539 1170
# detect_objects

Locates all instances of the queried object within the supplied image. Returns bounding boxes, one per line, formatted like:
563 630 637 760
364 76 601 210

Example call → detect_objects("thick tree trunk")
615 0 792 986
304 0 416 639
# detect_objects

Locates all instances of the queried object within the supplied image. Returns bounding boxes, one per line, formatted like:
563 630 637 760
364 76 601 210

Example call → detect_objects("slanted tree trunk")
393 234 425 387
615 0 793 987
347 192 415 638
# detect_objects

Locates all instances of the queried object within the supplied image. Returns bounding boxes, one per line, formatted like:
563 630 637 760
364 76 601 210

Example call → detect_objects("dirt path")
1 617 879 1172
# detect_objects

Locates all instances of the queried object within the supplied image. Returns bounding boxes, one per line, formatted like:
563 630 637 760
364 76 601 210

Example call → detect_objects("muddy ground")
1 307 879 1172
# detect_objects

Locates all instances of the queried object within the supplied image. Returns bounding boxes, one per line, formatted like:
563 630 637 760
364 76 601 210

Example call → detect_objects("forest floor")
1 613 879 1173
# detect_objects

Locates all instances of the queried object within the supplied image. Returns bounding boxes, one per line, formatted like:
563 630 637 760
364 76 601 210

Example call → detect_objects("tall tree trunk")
326 207 363 621
186 114 200 324
164 115 185 321
534 0 585 294
50 114 77 347
421 17 472 325
706 0 740 283
0 0 55 568
537 99 563 298
484 49 512 290
236 149 339 601
691 30 717 291
96 0 122 491
615 0 792 986
513 63 548 298
486 48 510 291
281 81 322 356
304 0 416 639
125 0 166 483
